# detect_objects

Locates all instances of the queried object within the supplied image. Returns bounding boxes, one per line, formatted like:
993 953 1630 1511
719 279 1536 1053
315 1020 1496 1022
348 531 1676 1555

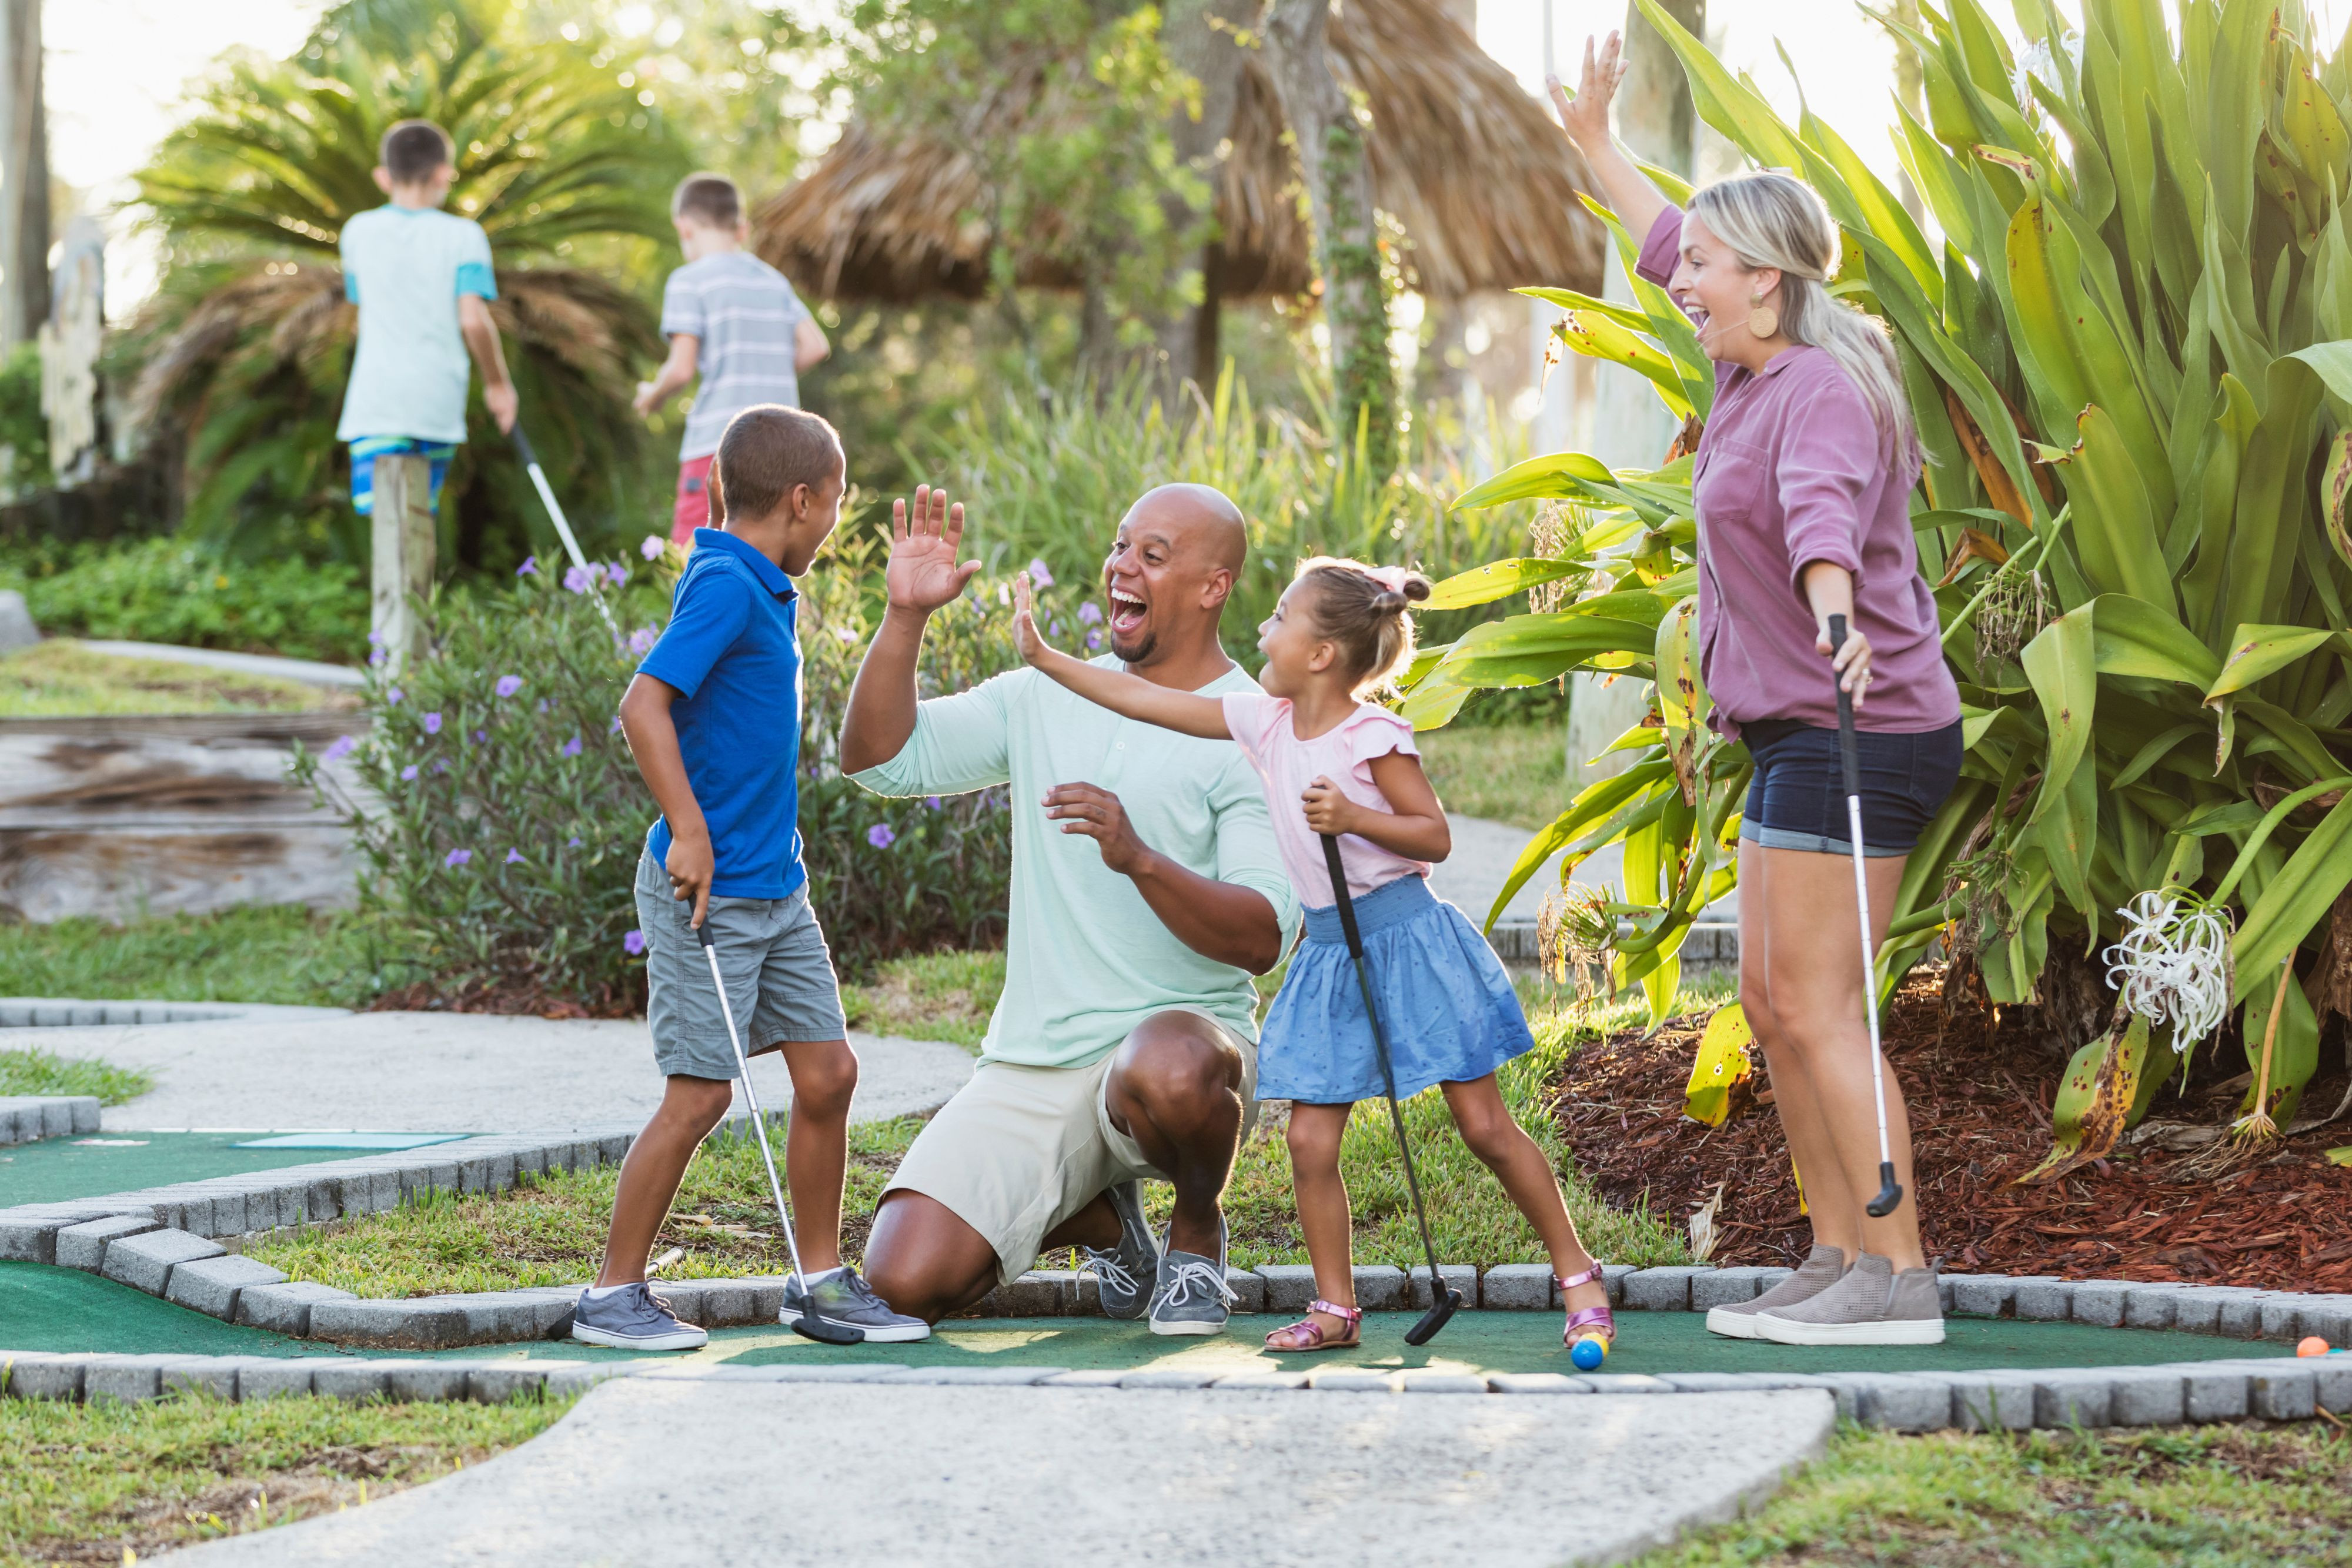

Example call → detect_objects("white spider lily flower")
2102 890 2233 1049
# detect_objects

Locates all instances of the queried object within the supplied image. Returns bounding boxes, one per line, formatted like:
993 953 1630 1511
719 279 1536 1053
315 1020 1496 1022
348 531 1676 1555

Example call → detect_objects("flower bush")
4 536 368 662
298 529 1075 1009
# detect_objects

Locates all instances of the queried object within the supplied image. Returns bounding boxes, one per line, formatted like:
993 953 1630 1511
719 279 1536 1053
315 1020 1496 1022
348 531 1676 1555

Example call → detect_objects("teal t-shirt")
851 656 1300 1068
336 205 497 444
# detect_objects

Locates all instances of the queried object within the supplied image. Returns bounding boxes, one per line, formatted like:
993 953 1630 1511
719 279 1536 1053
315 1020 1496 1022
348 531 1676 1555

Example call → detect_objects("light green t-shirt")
850 657 1301 1069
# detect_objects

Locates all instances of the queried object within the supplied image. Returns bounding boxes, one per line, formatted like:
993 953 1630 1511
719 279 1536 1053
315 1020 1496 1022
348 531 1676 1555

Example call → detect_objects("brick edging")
3 1346 2344 1432
0 1095 101 1145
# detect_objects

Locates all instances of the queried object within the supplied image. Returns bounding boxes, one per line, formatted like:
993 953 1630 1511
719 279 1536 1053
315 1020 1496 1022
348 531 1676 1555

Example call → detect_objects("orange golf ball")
2297 1336 2330 1358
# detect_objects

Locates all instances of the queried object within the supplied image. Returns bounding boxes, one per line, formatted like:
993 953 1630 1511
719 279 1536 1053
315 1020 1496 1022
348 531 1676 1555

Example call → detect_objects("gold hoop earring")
1747 292 1780 339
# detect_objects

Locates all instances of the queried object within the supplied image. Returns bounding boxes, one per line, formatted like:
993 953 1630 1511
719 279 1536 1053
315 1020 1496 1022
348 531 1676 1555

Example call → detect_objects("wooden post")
370 455 434 675
0 0 49 352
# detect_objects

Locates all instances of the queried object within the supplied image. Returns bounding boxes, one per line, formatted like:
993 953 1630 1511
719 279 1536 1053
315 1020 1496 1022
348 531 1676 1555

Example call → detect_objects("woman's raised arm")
1546 31 1672 243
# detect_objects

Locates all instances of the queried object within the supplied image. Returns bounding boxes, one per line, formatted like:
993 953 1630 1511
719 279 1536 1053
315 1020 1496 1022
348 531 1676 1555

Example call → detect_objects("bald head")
1102 483 1250 668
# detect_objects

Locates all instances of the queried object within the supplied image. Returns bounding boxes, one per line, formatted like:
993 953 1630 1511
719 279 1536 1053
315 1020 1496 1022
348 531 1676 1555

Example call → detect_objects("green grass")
0 907 377 1009
0 640 342 717
0 1389 561 1567
1419 722 1568 830
252 1119 926 1296
0 1048 152 1105
1633 1421 2352 1567
842 948 1007 1052
259 972 1713 1295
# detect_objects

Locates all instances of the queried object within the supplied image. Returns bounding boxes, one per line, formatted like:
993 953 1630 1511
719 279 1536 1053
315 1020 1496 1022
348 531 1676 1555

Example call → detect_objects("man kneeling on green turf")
574 404 927 1351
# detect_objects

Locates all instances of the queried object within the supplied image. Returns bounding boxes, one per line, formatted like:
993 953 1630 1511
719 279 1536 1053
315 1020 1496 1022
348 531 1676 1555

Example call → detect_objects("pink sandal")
1265 1299 1362 1351
1558 1263 1615 1350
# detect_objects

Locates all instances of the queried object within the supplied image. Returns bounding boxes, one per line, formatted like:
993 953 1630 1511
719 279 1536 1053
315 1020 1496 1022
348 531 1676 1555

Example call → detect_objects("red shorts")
672 454 716 545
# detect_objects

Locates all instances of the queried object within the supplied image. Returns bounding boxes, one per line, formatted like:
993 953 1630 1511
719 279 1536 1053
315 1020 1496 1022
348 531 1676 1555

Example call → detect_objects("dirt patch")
366 973 644 1019
1549 966 2352 1291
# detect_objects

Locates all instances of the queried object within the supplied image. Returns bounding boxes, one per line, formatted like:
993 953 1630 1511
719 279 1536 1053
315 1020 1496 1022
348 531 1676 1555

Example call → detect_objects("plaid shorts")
349 437 456 515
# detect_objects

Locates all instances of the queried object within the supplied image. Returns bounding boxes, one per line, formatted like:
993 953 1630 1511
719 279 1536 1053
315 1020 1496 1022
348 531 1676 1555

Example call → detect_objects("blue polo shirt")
637 528 806 898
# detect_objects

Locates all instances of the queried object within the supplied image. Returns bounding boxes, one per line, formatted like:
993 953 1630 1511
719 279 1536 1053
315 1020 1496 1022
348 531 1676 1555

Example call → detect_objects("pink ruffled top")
1221 692 1428 907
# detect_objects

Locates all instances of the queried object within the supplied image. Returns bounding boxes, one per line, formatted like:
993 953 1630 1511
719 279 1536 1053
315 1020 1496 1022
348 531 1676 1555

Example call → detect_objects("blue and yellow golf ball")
1570 1335 1609 1371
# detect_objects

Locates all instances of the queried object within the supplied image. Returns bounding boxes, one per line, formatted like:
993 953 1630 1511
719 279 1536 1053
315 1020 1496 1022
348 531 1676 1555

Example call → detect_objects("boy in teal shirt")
337 119 519 518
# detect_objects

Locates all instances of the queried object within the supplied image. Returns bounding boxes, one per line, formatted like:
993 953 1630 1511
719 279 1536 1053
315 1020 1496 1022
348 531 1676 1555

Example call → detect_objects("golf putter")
510 424 622 642
1828 614 1904 1219
1319 834 1464 1345
695 919 863 1345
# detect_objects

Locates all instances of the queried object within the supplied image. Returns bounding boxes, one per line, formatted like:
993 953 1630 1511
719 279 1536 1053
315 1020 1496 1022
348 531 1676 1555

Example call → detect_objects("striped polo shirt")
658 249 811 461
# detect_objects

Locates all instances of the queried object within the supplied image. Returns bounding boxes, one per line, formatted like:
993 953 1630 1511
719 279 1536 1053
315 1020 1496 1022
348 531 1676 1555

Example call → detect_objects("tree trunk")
1262 0 1396 477
0 0 48 352
1155 0 1247 390
1618 0 1704 175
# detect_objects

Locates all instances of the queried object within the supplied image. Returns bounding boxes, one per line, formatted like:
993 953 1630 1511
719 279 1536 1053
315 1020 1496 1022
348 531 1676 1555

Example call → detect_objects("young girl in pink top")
1014 558 1613 1353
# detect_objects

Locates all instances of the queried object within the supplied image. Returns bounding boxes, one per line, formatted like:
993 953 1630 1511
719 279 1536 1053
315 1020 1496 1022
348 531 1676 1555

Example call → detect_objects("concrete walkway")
76 640 365 689
35 1012 972 1134
175 1379 1833 1566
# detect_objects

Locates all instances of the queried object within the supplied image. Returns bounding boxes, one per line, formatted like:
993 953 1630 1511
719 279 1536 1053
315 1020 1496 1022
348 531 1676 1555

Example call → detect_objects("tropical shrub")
298 530 1074 1008
3 537 367 663
1412 0 2352 1155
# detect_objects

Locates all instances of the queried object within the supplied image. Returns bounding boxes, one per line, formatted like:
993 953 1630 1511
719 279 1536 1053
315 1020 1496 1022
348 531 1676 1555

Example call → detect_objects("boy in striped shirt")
635 173 830 547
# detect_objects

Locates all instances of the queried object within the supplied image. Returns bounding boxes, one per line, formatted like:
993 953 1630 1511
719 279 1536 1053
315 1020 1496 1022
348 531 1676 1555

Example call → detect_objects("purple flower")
563 564 596 594
422 711 442 735
472 729 487 744
539 698 552 714
866 824 896 849
322 735 357 761
1085 631 1102 651
609 714 624 734
623 929 647 956
606 562 630 587
923 795 942 811
567 836 583 848
387 687 403 706
433 757 450 774
368 630 385 646
1078 601 1102 624
400 763 420 781
495 674 522 698
504 847 524 864
559 735 583 758
1026 557 1054 589
445 848 473 867
640 534 666 561
627 624 659 656
517 555 539 577
369 648 386 667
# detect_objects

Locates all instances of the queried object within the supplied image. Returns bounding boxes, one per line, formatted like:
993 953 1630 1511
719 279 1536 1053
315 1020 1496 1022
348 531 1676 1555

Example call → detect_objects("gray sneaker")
780 1267 932 1343
1148 1221 1237 1338
1705 1244 1847 1340
1081 1181 1161 1320
570 1281 707 1352
1754 1252 1945 1346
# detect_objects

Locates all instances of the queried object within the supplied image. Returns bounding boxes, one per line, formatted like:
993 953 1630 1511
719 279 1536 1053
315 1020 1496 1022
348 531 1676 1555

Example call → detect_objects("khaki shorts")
885 1009 1257 1286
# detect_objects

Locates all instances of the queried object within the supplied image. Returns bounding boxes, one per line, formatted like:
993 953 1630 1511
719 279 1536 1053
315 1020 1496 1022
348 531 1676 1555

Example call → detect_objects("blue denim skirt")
1739 717 1963 858
1260 874 1536 1106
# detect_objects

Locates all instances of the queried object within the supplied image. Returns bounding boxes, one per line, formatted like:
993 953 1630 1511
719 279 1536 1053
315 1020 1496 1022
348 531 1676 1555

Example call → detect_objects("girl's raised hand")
1301 775 1357 837
1012 570 1052 667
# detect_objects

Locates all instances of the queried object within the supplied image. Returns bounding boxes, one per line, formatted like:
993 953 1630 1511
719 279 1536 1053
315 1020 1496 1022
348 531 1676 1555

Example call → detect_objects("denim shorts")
1738 718 1963 858
636 851 848 1081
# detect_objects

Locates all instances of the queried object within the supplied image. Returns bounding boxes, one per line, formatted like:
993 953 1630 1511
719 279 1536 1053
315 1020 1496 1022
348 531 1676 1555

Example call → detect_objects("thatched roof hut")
754 0 1604 307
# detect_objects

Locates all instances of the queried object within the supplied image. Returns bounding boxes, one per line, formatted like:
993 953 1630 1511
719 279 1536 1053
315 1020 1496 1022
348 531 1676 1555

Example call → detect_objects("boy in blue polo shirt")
574 404 927 1350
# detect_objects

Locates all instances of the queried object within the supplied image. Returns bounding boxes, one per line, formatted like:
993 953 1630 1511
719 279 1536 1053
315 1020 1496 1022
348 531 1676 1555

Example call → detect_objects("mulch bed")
365 976 643 1019
1549 966 2352 1293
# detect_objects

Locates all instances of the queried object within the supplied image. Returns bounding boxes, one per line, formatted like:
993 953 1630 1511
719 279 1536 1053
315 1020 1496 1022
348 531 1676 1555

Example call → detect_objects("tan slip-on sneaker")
1753 1252 1945 1346
1704 1244 1847 1339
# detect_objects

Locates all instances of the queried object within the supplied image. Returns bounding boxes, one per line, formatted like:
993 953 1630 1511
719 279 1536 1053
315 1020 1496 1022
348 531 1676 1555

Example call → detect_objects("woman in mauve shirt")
1549 32 1962 1349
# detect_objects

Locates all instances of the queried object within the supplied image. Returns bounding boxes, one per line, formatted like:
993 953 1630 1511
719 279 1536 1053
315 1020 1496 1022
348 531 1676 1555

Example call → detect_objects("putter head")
790 1314 866 1346
1866 1161 1904 1219
1403 1286 1464 1346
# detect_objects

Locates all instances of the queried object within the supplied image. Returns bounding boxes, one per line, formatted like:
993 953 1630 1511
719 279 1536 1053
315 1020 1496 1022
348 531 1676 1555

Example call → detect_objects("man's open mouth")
1108 588 1147 637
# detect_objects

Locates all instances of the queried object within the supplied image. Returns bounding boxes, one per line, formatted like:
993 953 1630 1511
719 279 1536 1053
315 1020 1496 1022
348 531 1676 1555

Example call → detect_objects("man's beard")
1110 628 1158 666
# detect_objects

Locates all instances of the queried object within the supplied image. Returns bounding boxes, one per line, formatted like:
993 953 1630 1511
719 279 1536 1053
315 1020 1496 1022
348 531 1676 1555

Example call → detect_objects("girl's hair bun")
1400 576 1432 603
1371 590 1407 613
1294 557 1435 697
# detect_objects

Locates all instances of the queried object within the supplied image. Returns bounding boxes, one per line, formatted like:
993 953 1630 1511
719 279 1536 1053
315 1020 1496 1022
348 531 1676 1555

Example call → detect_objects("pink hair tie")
1368 566 1411 593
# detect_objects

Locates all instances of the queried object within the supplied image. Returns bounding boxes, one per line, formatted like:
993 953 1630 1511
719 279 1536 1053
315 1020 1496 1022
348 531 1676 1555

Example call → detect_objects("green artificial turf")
1 1263 2293 1379
0 1132 419 1207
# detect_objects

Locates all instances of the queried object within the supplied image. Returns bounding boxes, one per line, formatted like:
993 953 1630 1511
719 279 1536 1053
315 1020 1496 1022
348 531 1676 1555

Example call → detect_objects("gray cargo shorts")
636 851 849 1081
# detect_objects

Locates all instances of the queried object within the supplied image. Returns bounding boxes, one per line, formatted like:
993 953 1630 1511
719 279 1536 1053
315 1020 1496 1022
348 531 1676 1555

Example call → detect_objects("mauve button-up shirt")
1638 206 1960 740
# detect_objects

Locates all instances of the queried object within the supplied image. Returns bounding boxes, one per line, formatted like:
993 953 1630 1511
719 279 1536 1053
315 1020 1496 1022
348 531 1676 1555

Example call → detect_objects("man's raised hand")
886 484 981 614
